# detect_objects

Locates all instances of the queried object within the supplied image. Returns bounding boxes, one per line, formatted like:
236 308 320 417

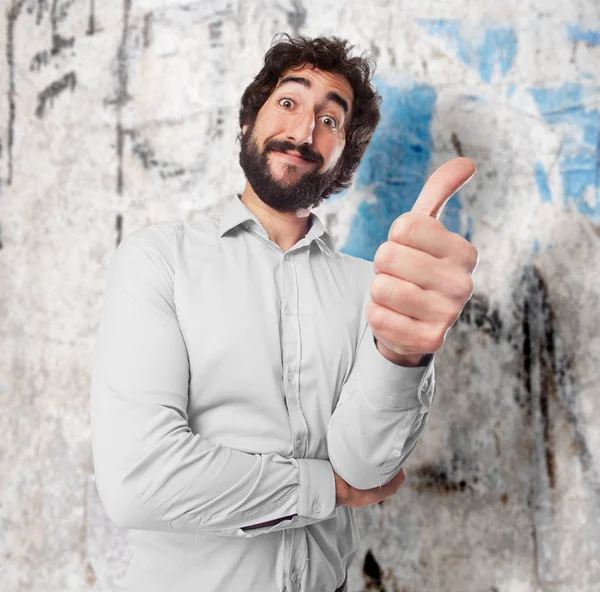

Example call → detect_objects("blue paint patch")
416 19 518 83
533 238 540 256
529 82 599 222
534 162 552 203
441 195 462 236
464 215 473 243
340 79 437 261
568 24 600 45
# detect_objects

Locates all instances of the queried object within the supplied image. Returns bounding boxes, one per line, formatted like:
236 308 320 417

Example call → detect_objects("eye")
319 115 339 129
278 98 295 109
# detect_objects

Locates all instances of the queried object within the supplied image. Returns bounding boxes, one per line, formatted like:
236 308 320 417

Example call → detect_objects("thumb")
411 157 477 220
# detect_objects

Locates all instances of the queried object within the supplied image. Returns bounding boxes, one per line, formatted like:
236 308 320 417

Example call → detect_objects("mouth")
271 150 317 166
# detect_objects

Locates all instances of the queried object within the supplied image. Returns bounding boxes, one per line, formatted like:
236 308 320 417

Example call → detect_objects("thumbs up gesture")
368 157 479 366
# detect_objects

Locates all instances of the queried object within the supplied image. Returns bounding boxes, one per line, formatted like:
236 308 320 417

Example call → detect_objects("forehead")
276 65 354 106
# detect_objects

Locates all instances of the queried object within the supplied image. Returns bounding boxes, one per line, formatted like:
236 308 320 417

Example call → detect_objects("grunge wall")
1 1 598 590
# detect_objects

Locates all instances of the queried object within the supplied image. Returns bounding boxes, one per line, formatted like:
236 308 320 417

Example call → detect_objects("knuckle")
366 300 388 332
442 305 460 327
460 240 479 270
390 214 413 241
374 242 394 271
419 328 444 352
462 275 475 298
449 274 473 299
370 273 389 302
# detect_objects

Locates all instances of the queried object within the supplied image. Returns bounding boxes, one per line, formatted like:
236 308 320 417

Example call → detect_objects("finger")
379 468 407 496
367 299 438 354
388 213 468 260
373 243 465 296
390 467 406 487
370 275 456 323
411 157 476 219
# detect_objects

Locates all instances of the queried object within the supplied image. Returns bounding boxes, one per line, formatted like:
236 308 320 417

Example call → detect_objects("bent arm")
90 230 335 537
327 287 436 490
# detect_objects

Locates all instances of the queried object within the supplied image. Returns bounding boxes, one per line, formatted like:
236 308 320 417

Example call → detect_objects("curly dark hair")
238 34 382 196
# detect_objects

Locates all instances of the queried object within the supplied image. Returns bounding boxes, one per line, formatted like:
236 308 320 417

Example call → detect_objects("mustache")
265 140 323 166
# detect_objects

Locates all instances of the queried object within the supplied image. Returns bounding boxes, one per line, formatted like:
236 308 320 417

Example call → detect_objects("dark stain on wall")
142 12 153 47
457 292 503 343
410 460 472 494
451 132 464 157
128 130 187 179
5 1 25 186
35 71 77 118
30 33 75 71
517 265 594 489
115 213 123 247
209 19 222 46
114 0 132 197
363 549 386 591
287 0 307 35
87 0 97 36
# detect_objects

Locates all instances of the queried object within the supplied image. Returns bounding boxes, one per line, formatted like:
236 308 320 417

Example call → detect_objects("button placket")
280 250 308 459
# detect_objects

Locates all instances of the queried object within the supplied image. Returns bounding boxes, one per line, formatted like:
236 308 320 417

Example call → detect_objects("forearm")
327 328 435 489
91 382 335 535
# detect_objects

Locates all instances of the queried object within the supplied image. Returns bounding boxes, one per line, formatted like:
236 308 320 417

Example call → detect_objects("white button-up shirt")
90 194 436 592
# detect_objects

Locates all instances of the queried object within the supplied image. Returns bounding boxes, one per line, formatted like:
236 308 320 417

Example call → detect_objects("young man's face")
239 65 354 212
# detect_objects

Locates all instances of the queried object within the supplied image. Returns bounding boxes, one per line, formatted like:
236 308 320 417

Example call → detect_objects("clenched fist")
368 158 479 366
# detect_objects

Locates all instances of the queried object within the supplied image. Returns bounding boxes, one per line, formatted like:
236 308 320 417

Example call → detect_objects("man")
90 35 477 592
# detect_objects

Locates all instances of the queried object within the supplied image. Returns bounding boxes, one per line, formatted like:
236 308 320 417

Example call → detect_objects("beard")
238 122 341 212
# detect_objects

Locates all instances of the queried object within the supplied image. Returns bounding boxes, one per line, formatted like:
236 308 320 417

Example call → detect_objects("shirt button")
290 572 297 583
422 378 429 390
296 438 302 449
287 369 294 381
242 222 249 230
314 500 322 513
284 253 291 261
285 305 292 316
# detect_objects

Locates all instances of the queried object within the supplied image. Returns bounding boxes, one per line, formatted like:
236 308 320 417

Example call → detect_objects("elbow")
327 437 392 490
329 457 388 490
93 471 150 530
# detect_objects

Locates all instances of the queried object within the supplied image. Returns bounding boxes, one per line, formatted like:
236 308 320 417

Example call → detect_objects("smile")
271 150 316 166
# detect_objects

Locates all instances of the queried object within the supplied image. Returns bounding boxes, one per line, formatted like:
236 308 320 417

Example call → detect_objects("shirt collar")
218 194 336 255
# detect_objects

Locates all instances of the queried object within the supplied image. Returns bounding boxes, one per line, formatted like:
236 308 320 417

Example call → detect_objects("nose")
286 111 315 145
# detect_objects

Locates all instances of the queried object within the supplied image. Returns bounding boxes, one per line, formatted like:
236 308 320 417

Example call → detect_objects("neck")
239 182 312 252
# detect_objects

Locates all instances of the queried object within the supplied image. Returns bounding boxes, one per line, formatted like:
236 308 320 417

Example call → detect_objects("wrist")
334 472 350 507
374 338 427 367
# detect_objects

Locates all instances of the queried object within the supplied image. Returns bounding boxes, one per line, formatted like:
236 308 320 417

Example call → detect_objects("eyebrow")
276 76 350 114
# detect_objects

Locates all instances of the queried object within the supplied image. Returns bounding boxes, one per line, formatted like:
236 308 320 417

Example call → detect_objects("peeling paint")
341 79 436 260
416 19 518 82
567 24 600 46
529 82 600 222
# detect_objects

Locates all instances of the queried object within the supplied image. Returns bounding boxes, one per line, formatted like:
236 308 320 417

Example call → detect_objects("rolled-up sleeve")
327 289 436 490
90 230 335 536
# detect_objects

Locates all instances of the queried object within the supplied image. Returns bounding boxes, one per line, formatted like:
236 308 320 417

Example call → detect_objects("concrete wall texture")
1 0 598 590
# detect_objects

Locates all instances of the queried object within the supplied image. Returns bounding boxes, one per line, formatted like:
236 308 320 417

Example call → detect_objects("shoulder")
120 215 217 263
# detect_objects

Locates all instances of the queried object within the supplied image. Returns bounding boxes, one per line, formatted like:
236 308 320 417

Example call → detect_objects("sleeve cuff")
355 328 435 410
294 458 336 519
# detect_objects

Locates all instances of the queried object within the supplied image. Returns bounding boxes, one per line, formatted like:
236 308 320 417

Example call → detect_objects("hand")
334 468 406 508
368 157 479 362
